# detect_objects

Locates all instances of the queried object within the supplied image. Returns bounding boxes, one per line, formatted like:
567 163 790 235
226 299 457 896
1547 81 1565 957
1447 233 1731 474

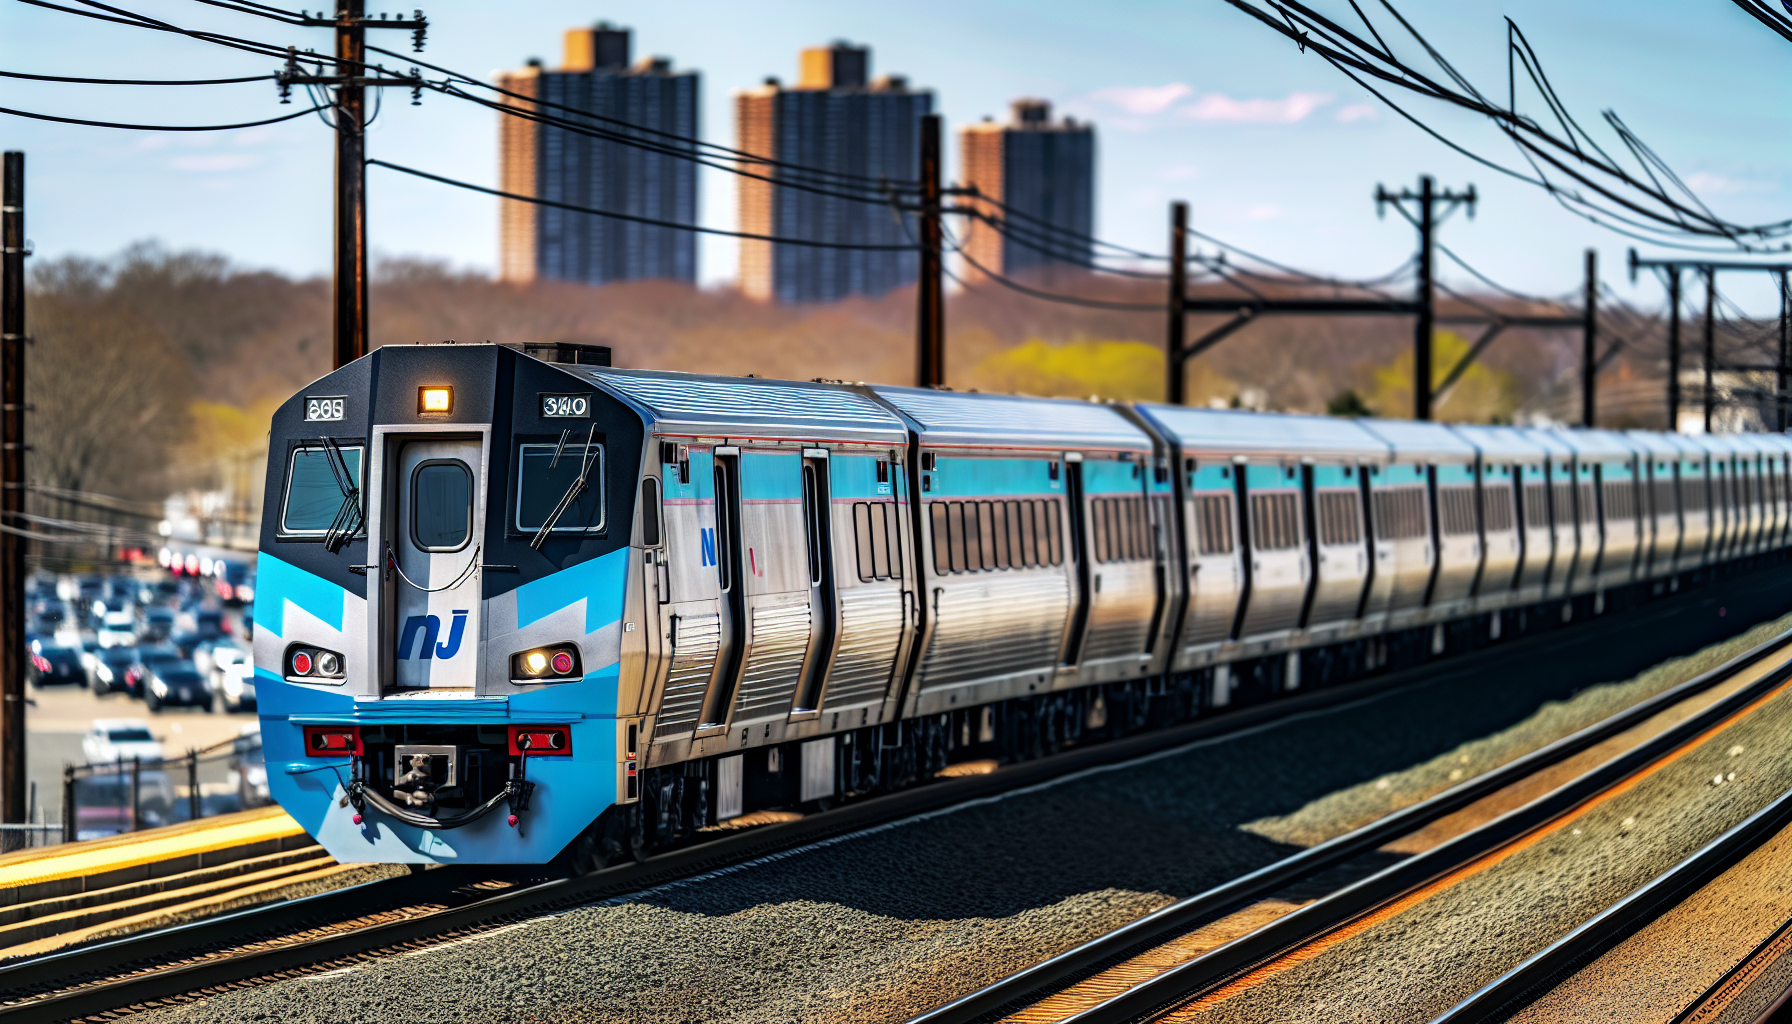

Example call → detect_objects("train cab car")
1449 425 1542 610
1560 430 1642 593
1131 407 1385 663
1626 430 1685 580
1358 420 1480 624
256 343 651 864
866 386 1158 709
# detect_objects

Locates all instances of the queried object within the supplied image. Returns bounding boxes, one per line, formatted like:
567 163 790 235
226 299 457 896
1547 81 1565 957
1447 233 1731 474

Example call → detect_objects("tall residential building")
958 99 1096 279
497 25 699 285
735 42 931 304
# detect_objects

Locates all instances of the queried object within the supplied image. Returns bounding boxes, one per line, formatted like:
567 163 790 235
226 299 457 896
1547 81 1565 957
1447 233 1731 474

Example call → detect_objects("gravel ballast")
118 580 1792 1024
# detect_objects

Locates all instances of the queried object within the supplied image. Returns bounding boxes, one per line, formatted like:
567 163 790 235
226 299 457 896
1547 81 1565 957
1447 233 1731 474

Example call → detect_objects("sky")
5 0 1792 313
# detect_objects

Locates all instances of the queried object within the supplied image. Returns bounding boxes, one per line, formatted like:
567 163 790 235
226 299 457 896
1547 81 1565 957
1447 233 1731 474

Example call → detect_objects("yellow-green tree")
967 337 1235 404
1364 330 1520 422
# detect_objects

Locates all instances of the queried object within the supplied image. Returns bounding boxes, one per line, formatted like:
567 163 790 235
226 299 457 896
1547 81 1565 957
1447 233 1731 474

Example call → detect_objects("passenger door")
390 438 484 690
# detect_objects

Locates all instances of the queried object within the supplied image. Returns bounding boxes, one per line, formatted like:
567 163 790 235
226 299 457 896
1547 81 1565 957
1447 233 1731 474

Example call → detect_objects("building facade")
497 25 699 286
735 43 931 304
958 99 1096 279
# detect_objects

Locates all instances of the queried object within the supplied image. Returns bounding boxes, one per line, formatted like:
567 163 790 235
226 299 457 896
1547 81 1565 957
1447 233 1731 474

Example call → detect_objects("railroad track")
0 583 1781 1024
907 623 1792 1024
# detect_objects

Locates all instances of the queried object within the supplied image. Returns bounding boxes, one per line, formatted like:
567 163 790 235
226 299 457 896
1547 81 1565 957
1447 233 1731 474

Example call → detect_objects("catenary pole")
0 152 24 826
1581 249 1598 428
915 114 944 388
1414 175 1435 421
1167 201 1188 405
1667 268 1681 432
333 0 368 369
1704 267 1716 433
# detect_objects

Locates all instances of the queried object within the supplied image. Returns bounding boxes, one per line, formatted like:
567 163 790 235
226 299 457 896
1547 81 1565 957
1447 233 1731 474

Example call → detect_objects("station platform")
0 806 314 911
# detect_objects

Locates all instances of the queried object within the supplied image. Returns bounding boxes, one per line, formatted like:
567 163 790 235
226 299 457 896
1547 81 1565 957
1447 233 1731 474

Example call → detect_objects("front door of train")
389 438 484 689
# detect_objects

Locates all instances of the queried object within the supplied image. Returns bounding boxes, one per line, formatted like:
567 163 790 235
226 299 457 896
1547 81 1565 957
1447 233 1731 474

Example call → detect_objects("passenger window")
856 502 899 581
640 478 662 547
412 460 473 552
931 504 951 575
282 445 363 534
515 443 606 534
1045 501 1064 565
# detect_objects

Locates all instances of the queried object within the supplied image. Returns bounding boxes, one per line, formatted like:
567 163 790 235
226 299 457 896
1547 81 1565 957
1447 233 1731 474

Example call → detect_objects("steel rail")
1 572 1783 1023
0 605 1627 1024
910 619 1792 1024
1432 783 1792 1023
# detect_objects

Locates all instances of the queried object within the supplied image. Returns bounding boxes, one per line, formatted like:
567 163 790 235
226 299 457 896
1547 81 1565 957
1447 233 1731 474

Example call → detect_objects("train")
254 342 1792 867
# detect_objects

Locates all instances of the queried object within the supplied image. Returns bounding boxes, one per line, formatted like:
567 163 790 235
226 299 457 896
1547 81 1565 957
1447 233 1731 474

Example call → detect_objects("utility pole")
1581 249 1598 428
916 114 944 388
1166 201 1188 404
0 152 25 826
1779 271 1789 432
1666 268 1681 432
1704 268 1716 433
277 6 427 370
334 0 368 370
1376 175 1475 421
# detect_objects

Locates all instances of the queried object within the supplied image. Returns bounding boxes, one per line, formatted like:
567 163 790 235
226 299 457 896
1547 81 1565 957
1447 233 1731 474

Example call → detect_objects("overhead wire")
366 158 919 251
0 102 326 130
0 68 276 85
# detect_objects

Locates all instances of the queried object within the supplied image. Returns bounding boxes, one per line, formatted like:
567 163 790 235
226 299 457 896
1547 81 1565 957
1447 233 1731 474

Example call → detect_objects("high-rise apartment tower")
497 25 699 285
735 43 932 304
959 99 1095 279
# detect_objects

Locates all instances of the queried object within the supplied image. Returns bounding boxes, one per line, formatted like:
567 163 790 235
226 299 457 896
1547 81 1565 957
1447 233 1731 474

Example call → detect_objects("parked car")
145 660 210 712
86 645 140 695
138 607 175 642
72 770 175 838
201 640 247 682
123 644 180 698
218 659 256 713
97 610 137 648
29 644 86 686
81 718 164 764
228 723 268 807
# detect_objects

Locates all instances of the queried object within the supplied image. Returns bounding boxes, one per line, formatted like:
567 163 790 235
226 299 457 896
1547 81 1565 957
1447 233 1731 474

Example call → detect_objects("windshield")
283 445 364 533
516 443 606 534
160 670 202 685
107 728 153 742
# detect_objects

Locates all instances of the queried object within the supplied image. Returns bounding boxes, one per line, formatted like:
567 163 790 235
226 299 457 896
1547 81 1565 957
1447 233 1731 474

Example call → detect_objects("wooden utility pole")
333 0 368 369
916 114 944 388
1 152 25 825
1704 267 1716 433
1581 249 1598 428
1166 202 1188 404
1375 175 1475 421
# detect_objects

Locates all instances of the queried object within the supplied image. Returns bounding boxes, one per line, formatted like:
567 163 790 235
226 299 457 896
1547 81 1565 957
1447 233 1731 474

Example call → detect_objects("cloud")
1181 91 1334 124
169 154 260 173
1335 103 1378 123
1160 164 1201 181
1685 171 1772 195
1244 205 1282 221
1087 84 1336 124
1090 83 1193 116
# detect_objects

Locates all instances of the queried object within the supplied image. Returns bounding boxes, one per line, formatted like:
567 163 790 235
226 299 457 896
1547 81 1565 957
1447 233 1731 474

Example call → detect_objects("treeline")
27 242 1723 517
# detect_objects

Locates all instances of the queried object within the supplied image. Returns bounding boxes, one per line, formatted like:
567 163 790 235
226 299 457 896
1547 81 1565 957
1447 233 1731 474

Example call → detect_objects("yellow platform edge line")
0 808 307 891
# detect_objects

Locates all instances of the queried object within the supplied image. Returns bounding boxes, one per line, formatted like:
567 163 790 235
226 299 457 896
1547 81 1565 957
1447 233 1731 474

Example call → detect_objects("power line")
0 102 326 131
0 68 275 85
366 158 920 251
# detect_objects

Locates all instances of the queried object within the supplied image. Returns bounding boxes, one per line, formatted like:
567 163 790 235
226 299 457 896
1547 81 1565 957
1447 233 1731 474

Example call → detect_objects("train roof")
1518 427 1576 462
1130 405 1388 463
1624 430 1682 460
1356 418 1477 464
583 368 907 444
1447 424 1548 462
1554 428 1639 463
868 386 1152 452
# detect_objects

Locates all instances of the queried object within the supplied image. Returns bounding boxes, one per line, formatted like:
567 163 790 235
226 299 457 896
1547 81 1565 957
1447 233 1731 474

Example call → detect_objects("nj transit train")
255 344 1792 867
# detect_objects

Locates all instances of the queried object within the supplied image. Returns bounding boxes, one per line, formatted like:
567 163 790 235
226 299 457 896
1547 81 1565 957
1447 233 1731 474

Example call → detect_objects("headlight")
151 678 168 697
509 643 582 683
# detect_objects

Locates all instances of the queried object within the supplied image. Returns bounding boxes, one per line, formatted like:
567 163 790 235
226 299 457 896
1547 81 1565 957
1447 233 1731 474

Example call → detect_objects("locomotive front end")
255 344 644 864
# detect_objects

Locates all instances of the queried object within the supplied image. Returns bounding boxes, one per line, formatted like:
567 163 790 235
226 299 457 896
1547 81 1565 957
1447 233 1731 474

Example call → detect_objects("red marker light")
507 724 572 756
303 726 362 757
291 651 313 675
550 650 575 675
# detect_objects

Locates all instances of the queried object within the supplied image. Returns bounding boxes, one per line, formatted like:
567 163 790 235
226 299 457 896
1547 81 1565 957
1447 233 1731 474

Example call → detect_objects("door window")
412 460 473 552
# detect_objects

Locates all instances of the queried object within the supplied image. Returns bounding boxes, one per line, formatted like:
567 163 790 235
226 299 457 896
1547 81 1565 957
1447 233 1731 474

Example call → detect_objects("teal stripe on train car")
1189 464 1234 492
1312 464 1361 488
1372 463 1427 486
1438 464 1475 485
740 451 802 500
663 449 715 503
253 552 346 637
515 546 629 635
1601 461 1636 480
1245 464 1300 491
830 452 896 499
1083 457 1145 495
926 456 1062 498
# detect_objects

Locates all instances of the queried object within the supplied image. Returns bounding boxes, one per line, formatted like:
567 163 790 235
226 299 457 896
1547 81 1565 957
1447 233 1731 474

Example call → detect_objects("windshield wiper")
530 423 599 550
318 437 364 554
